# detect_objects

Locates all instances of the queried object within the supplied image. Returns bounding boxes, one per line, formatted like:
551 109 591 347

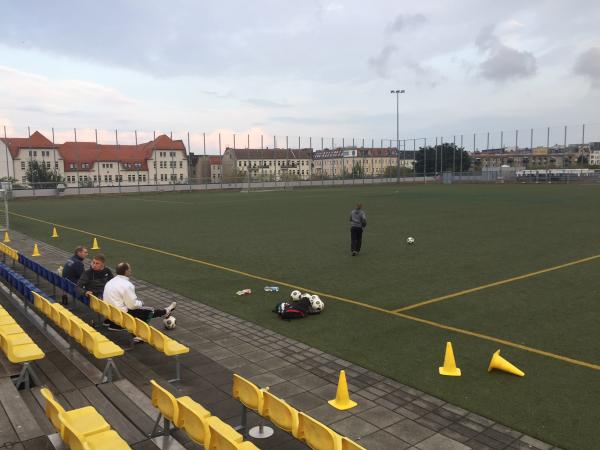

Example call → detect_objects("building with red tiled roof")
0 131 189 187
312 147 415 177
0 131 61 181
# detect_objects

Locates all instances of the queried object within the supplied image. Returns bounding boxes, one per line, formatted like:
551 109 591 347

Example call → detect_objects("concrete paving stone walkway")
5 230 560 450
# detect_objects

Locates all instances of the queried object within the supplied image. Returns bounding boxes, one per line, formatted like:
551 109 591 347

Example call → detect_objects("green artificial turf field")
8 184 600 449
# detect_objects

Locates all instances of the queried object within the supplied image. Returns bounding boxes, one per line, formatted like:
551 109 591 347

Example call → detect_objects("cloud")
386 13 426 34
574 47 600 88
476 26 536 82
243 98 291 108
368 45 398 78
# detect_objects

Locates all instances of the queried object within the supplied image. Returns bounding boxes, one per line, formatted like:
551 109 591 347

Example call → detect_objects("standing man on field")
350 202 367 256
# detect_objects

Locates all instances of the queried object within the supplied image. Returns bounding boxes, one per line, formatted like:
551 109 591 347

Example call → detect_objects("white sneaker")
132 337 144 344
164 302 177 318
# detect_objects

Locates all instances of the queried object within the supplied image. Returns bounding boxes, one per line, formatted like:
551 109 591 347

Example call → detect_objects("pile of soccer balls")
290 289 325 313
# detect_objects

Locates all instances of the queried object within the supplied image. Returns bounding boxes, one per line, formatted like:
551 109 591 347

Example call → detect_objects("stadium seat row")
0 242 18 261
33 292 124 360
0 261 45 304
19 252 84 303
0 304 45 364
233 374 365 450
88 294 189 381
150 379 259 449
41 387 130 450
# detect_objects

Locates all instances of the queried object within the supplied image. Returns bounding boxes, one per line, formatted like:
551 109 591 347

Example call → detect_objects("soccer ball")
163 316 176 330
300 292 312 302
310 295 324 313
406 237 415 245
290 290 302 301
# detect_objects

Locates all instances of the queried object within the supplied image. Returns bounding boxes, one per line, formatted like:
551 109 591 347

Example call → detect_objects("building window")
70 163 76 169
179 161 183 168
21 161 25 170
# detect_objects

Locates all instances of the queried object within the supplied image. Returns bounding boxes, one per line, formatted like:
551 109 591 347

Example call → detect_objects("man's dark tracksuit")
77 267 114 298
350 208 367 254
62 254 85 304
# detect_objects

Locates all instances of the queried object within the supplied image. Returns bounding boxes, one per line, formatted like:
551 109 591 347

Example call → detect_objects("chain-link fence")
1 123 599 197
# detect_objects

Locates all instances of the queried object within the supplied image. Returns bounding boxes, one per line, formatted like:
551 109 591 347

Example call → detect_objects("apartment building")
312 147 414 177
222 148 313 181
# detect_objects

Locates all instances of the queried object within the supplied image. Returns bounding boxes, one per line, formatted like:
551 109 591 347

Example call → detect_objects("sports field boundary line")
395 253 600 313
10 211 600 373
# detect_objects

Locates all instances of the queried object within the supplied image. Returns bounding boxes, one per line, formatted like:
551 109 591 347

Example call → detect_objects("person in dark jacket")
77 254 114 328
61 246 88 305
77 254 113 298
349 203 367 256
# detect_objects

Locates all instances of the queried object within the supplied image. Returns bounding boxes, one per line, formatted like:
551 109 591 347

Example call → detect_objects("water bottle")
264 286 280 292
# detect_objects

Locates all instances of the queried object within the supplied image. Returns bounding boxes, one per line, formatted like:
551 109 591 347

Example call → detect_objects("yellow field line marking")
393 311 600 371
395 254 600 313
11 211 600 372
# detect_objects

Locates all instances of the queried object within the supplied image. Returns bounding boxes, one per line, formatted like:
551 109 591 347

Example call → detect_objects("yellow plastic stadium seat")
261 389 299 437
177 396 212 445
6 341 44 364
341 436 367 450
297 412 342 450
32 292 43 310
81 328 124 359
89 295 102 314
49 303 64 325
0 323 24 335
41 299 54 320
98 301 111 320
58 309 73 334
121 313 136 334
1 333 34 352
0 316 16 326
108 305 123 327
238 442 261 450
133 318 151 342
207 416 244 450
232 374 264 414
60 418 130 450
0 307 9 316
150 379 180 425
70 319 85 344
148 327 189 356
40 388 110 437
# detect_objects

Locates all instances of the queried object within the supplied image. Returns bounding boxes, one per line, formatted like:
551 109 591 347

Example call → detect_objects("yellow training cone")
488 350 525 377
91 237 100 250
51 226 59 238
328 370 357 410
3 231 10 243
32 243 41 257
439 341 461 376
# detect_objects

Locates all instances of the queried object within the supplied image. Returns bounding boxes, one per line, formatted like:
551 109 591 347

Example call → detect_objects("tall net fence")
1 123 599 197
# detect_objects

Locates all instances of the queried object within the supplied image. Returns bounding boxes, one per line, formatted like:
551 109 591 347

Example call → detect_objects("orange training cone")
91 237 100 250
439 341 461 376
3 231 9 243
51 226 59 238
32 243 41 257
328 370 357 410
488 350 525 377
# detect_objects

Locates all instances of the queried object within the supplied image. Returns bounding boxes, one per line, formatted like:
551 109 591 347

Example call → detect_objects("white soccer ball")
290 290 302 301
163 316 177 330
300 292 312 302
310 295 324 313
406 237 415 245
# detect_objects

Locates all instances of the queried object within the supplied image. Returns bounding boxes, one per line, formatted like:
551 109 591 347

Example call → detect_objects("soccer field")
9 184 600 449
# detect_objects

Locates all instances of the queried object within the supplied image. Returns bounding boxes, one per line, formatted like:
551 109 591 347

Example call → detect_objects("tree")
414 143 471 175
25 161 63 188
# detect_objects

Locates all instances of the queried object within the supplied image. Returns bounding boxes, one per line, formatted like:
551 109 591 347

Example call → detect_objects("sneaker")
102 319 111 328
351 251 357 256
107 324 125 331
132 337 144 344
164 302 177 318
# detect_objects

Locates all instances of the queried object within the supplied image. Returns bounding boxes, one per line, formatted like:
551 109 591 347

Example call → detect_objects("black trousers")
128 306 167 323
350 227 363 253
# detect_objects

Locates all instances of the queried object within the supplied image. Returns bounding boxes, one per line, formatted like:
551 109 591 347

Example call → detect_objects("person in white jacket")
103 262 176 333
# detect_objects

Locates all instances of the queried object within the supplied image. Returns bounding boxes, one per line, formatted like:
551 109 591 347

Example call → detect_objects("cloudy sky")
1 0 599 151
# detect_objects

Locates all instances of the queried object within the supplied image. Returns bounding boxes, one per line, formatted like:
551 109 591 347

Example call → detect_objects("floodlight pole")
390 90 405 183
